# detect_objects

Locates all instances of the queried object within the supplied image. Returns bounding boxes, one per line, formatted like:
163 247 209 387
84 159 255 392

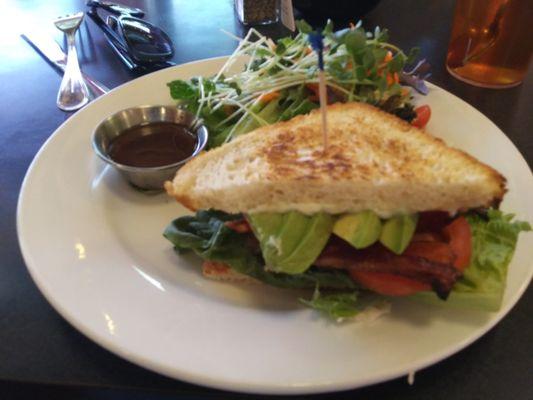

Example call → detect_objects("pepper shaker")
235 0 280 25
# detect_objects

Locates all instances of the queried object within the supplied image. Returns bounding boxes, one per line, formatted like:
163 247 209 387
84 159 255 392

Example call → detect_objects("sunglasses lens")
121 18 172 57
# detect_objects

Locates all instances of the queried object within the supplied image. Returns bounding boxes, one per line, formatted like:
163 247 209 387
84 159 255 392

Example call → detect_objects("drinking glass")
446 0 533 88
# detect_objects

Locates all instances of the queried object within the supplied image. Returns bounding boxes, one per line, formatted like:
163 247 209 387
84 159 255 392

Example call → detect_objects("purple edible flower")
399 59 431 95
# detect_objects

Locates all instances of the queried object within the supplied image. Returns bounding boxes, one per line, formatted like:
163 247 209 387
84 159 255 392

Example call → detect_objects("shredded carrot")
258 91 280 103
305 47 312 55
378 52 394 73
401 87 410 96
386 73 400 86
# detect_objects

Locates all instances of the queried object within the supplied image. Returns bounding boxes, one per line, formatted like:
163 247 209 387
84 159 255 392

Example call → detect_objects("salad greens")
167 21 419 149
164 209 530 318
300 288 360 320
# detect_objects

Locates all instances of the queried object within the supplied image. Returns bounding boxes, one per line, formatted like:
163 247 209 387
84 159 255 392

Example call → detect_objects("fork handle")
56 32 90 111
81 71 109 98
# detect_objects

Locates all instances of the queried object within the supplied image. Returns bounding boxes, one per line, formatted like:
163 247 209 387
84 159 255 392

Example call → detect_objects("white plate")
17 57 533 395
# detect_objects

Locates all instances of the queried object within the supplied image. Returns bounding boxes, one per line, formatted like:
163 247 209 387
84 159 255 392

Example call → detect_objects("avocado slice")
333 211 382 249
247 212 285 264
251 211 310 263
278 213 334 273
248 212 284 239
379 214 419 254
248 212 334 274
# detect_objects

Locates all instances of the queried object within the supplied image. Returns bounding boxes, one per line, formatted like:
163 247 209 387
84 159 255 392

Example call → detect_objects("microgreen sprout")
167 20 422 149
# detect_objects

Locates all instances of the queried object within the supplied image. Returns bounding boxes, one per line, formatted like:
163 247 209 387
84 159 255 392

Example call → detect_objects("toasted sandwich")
164 102 529 315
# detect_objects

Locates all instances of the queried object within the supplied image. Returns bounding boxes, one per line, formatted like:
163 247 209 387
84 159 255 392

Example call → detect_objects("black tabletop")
1 0 532 399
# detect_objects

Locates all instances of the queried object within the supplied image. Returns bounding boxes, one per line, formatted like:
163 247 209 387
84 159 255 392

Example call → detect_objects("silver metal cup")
92 105 208 191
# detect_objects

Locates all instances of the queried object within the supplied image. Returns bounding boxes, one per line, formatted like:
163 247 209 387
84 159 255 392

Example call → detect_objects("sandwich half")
164 102 529 315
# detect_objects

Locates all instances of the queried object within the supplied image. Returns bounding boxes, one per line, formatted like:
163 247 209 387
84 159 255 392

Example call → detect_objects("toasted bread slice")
202 261 257 283
166 102 505 217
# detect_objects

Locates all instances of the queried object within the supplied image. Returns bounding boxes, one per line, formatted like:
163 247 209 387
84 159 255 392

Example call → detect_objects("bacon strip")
315 238 461 299
416 211 453 233
230 212 463 298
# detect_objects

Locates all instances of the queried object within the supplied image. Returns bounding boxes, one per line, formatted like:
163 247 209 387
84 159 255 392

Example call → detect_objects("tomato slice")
349 270 431 296
442 216 472 271
412 105 431 129
305 83 320 102
225 219 252 233
349 241 454 296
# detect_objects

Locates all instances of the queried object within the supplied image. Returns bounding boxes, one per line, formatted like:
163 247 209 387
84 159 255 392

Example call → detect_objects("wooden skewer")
318 70 328 152
308 31 328 153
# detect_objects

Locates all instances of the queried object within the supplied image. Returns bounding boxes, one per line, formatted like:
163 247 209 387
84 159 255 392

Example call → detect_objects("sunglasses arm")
86 0 145 18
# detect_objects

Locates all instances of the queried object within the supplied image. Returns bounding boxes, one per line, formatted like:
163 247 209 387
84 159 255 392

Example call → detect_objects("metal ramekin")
92 105 208 191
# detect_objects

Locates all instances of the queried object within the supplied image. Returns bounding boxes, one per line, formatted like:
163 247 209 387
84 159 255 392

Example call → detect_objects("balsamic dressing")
108 122 197 167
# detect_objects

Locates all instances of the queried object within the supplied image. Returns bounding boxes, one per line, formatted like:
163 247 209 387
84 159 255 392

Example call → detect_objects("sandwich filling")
164 208 530 314
233 211 466 299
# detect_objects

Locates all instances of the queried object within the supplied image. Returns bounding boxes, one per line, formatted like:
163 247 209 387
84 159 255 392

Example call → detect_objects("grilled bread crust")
202 261 257 283
166 102 505 217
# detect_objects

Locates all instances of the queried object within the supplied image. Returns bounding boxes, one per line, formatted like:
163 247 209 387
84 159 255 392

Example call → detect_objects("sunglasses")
87 0 175 72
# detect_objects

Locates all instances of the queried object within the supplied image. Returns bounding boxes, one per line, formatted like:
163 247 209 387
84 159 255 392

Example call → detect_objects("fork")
54 12 90 111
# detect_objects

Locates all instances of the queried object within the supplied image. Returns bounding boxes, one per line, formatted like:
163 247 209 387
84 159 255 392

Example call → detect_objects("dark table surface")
1 0 531 399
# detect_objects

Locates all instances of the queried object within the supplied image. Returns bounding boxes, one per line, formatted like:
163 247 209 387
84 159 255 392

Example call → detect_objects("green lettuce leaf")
412 210 531 311
300 287 359 319
167 79 199 104
167 79 241 149
164 210 356 290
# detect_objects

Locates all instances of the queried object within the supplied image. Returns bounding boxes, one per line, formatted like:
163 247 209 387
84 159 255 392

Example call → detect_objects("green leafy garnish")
300 287 359 319
167 79 198 102
167 20 420 149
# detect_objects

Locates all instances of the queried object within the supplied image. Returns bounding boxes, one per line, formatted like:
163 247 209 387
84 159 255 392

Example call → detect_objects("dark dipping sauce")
108 122 197 168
